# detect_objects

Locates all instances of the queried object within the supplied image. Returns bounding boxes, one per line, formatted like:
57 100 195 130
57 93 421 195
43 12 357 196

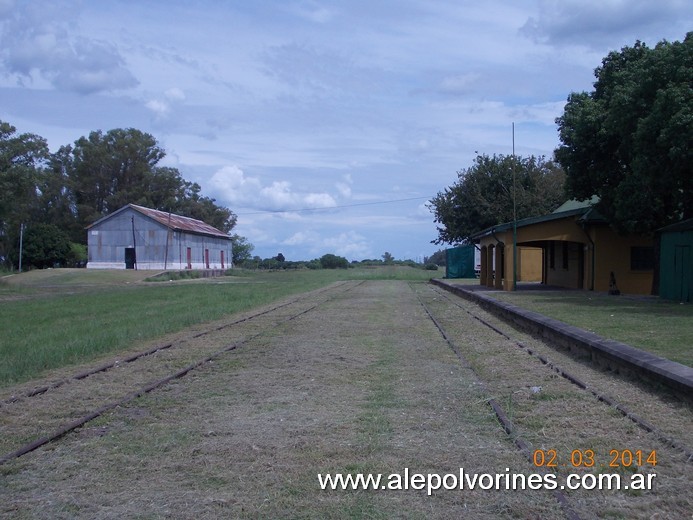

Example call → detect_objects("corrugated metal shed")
86 204 232 270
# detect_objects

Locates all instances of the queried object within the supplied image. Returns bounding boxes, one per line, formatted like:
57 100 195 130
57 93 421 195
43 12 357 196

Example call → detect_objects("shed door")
125 248 136 270
675 245 691 302
186 247 192 270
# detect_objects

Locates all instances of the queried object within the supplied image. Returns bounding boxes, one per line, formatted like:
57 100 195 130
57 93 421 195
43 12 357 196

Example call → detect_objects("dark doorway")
125 247 136 270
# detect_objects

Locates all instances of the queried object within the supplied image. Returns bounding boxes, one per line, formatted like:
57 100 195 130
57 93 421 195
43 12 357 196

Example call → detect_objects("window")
562 242 569 269
630 246 654 271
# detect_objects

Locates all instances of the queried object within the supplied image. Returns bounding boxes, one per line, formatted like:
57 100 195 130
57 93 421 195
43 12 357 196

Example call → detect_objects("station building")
471 199 654 295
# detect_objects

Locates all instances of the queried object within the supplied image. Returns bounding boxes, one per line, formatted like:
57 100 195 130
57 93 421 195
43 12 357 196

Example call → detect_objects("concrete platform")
431 279 693 402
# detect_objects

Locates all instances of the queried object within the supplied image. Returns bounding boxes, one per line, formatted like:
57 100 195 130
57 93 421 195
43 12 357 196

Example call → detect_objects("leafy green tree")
67 242 88 267
555 33 692 234
424 249 447 267
70 128 165 229
319 253 349 269
382 252 394 264
230 234 254 265
66 128 237 235
16 223 72 269
428 154 566 245
37 145 81 243
0 121 50 267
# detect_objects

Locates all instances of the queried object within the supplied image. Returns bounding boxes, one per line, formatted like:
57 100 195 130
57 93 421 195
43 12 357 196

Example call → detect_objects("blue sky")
1 0 690 262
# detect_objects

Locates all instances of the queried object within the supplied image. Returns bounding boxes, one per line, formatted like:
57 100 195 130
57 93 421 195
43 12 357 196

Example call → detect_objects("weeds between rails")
420 283 692 462
411 284 581 520
0 281 365 465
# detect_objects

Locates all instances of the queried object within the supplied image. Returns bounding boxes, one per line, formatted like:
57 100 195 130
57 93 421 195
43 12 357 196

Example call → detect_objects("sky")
1 1 691 262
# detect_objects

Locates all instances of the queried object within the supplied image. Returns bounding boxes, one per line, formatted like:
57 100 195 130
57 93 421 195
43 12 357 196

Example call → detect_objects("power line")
236 196 431 216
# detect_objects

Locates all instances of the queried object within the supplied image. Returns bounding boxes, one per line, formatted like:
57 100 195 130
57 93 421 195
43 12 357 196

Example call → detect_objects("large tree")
70 128 166 230
429 154 566 245
67 128 237 234
555 33 692 234
0 121 50 265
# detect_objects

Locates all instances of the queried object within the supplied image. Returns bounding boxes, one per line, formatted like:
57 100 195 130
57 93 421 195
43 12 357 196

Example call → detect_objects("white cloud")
209 165 339 212
209 165 262 204
323 231 371 260
145 99 169 117
304 192 336 208
164 87 185 101
282 230 318 246
281 229 371 260
336 182 351 198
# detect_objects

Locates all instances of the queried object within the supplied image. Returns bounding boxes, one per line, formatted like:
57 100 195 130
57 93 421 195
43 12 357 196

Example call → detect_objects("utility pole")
512 123 517 291
18 223 24 273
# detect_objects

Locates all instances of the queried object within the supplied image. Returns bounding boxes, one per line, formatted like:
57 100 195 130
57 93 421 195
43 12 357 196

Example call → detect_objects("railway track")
0 280 363 465
412 282 692 519
1 279 691 517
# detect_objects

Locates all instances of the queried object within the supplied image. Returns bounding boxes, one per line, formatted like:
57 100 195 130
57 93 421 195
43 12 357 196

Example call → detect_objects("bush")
319 253 349 269
17 223 72 269
424 263 439 271
67 242 88 267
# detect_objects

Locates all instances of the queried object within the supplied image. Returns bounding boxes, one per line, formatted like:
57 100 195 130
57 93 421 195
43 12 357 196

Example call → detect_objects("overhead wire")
235 196 432 216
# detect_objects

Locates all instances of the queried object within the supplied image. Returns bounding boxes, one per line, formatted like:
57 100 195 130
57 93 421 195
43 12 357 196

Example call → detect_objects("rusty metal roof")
129 204 230 239
86 204 232 239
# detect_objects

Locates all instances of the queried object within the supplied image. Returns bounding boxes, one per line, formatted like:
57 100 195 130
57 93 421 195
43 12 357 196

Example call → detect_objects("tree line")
429 33 691 293
0 123 238 270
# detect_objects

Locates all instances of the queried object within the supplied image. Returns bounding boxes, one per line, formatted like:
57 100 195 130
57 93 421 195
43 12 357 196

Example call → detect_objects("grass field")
0 267 438 387
2 267 690 388
482 288 693 367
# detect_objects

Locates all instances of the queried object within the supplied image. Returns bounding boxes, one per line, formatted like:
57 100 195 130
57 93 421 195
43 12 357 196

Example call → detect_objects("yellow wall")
592 227 653 294
518 247 542 281
545 241 584 289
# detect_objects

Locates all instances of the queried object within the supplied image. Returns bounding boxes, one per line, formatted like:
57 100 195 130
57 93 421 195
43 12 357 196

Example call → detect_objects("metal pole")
131 216 137 271
164 211 172 270
512 123 517 291
18 223 24 273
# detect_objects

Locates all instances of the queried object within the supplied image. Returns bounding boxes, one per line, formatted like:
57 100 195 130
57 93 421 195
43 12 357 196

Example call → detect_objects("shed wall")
87 207 231 270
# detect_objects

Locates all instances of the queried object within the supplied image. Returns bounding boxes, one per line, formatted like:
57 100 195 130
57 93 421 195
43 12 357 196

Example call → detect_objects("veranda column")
486 244 495 288
495 244 503 289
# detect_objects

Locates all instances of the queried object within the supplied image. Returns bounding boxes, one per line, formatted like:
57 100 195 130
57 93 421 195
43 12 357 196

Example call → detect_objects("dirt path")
0 281 690 519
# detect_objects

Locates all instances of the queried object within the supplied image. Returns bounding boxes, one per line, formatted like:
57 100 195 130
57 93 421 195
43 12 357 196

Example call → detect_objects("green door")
675 245 691 302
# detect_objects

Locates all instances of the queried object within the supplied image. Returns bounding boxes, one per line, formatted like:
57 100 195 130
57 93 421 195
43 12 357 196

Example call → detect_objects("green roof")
659 218 693 233
552 196 600 213
470 198 605 241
